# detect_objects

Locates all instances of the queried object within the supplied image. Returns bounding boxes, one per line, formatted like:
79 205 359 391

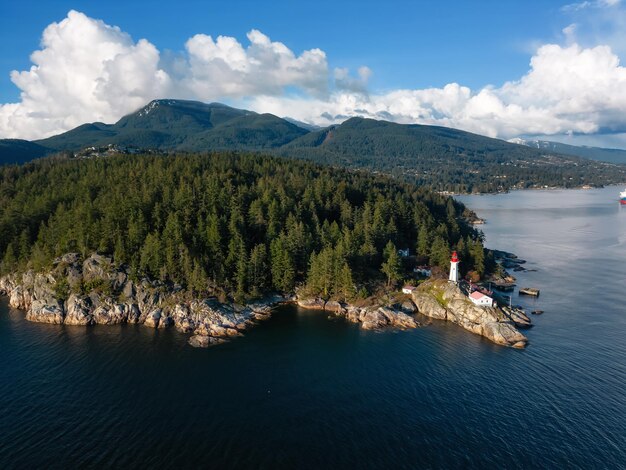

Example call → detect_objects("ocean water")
1 186 625 469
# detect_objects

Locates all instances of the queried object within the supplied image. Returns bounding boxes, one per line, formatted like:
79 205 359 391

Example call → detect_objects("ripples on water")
1 186 625 469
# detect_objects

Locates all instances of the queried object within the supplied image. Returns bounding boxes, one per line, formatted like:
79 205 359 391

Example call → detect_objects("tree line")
0 152 487 301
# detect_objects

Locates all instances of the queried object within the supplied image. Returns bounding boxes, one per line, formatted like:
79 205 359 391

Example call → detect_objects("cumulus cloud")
247 43 626 139
1 10 171 139
182 29 327 100
2 9 626 145
334 66 372 94
0 11 329 139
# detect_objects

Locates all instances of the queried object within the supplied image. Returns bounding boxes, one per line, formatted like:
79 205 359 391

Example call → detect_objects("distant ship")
621 189 626 205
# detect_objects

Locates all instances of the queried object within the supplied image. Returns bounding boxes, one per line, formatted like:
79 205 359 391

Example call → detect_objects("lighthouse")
449 251 459 283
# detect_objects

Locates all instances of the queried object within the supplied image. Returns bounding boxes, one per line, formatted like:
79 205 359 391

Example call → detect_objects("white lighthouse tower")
449 251 459 283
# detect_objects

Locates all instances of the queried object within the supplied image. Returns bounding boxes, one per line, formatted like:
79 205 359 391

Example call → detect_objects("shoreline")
0 246 533 349
450 182 626 197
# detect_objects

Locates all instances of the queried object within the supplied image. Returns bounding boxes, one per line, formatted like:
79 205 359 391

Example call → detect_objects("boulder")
26 299 64 324
64 294 93 325
144 309 162 328
297 298 326 310
82 254 114 281
157 315 174 329
188 335 227 348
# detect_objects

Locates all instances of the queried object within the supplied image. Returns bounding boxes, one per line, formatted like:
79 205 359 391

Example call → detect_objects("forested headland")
0 152 487 301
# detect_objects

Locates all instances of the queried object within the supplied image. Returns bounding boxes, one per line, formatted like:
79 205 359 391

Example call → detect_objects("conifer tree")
381 241 403 288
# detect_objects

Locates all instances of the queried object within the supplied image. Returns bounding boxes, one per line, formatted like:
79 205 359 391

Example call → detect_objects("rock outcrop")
297 297 420 330
411 279 528 348
0 253 285 348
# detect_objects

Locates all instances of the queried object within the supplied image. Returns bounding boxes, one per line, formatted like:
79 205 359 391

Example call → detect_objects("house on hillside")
402 285 416 295
469 291 494 307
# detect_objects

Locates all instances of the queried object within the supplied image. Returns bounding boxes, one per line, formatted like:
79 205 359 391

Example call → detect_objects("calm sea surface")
1 186 625 469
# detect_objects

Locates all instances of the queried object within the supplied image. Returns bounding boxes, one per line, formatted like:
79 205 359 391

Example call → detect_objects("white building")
469 291 494 307
449 251 459 283
402 285 416 295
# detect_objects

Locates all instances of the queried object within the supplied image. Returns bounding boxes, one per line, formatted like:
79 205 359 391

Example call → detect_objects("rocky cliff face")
411 279 529 348
0 253 283 347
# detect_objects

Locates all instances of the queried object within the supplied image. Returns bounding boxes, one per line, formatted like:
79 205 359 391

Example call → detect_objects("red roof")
403 285 416 291
470 291 488 300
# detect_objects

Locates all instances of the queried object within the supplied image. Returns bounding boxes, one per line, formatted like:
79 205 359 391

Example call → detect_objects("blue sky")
0 0 567 100
1 0 626 148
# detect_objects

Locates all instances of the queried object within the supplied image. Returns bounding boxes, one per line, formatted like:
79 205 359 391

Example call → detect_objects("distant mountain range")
509 138 626 164
1 99 625 191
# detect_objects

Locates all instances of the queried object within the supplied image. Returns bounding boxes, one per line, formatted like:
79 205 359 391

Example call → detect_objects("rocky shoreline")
296 297 420 330
0 253 285 348
0 252 531 349
411 279 529 348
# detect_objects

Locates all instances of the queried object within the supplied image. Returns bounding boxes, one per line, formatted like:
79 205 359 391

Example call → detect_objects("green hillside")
0 152 483 300
515 139 626 164
1 99 625 192
278 117 626 192
0 139 52 165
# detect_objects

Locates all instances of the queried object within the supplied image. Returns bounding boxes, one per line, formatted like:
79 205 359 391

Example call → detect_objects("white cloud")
0 11 329 139
182 29 328 100
247 43 626 140
2 9 626 146
334 66 372 94
1 10 171 139
562 0 621 12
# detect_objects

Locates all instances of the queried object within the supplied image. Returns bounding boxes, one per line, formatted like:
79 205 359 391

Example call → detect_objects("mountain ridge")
509 137 626 164
1 98 625 192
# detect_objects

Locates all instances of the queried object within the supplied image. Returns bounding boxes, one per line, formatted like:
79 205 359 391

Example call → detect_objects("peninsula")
0 151 530 347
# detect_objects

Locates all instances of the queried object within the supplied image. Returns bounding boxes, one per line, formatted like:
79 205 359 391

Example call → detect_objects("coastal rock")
173 304 195 332
0 252 286 347
157 314 173 329
501 306 532 329
482 321 528 349
64 294 93 325
247 294 284 315
297 296 419 331
400 300 417 314
26 299 65 324
360 309 387 330
144 309 162 328
297 298 326 310
188 335 227 348
9 285 27 310
412 280 528 348
324 300 346 314
82 254 114 281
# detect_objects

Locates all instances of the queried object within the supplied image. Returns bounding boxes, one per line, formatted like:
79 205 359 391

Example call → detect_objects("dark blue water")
1 187 625 469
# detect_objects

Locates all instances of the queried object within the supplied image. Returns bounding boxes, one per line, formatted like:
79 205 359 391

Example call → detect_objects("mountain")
277 117 626 192
0 139 53 164
1 99 625 192
509 138 626 164
28 100 308 154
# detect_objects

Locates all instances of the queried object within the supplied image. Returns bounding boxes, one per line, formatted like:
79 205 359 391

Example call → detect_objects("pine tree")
381 241 403 288
248 244 268 296
429 236 450 268
417 225 430 257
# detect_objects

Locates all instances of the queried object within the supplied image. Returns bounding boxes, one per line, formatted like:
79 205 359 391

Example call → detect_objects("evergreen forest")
0 152 487 300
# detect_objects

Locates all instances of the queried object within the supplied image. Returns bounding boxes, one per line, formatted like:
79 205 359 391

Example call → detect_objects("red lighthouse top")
451 251 459 263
